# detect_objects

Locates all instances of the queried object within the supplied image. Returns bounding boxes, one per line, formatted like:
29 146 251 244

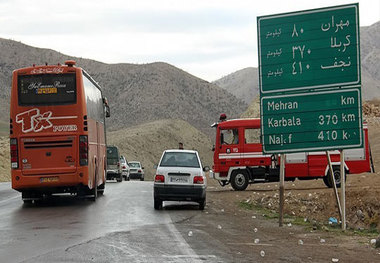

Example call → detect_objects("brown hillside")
107 119 213 181
0 137 10 182
0 38 247 136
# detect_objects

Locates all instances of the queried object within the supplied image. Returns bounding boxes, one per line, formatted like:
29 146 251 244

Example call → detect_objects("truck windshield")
107 147 118 165
160 152 200 168
18 73 76 106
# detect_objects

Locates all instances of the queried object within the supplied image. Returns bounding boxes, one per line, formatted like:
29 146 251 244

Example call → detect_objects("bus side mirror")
105 104 110 118
103 97 110 118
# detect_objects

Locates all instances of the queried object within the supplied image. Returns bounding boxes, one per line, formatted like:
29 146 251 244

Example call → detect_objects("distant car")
106 146 123 182
120 155 130 181
154 149 208 210
129 161 144 181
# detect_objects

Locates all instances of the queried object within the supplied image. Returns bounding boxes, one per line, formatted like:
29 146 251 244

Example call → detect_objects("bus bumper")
11 169 88 192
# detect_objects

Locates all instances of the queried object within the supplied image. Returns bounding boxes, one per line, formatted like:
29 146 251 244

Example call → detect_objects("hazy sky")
0 0 379 81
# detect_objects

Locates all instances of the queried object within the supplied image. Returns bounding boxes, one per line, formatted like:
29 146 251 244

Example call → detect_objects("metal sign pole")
326 151 342 221
279 154 285 227
341 150 346 231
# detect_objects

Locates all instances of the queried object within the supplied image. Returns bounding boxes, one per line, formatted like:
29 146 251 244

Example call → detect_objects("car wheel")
116 173 122 182
140 177 144 181
199 198 206 210
154 198 162 210
230 170 249 191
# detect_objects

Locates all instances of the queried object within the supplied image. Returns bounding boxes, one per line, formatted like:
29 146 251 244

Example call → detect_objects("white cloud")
0 0 378 81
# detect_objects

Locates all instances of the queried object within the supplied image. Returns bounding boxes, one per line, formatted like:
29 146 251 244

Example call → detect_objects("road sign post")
258 4 361 230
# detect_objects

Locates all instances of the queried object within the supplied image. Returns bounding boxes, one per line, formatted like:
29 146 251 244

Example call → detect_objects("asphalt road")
0 181 230 263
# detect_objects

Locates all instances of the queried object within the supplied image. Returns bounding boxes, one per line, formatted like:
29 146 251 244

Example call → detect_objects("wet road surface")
0 181 230 263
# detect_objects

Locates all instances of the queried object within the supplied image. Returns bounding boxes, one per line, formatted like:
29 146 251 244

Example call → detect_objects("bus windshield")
18 73 76 106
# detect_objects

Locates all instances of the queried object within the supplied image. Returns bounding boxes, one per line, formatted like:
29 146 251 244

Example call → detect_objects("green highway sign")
260 88 363 153
257 3 360 94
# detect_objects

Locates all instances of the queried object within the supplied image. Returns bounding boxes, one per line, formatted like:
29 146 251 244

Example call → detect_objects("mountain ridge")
0 38 247 135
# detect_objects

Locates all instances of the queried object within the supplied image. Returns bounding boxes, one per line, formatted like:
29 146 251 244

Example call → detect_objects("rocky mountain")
214 21 380 102
107 119 213 181
0 38 247 135
213 67 258 104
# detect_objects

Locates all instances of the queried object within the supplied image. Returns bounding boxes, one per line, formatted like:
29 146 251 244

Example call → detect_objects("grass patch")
239 201 280 220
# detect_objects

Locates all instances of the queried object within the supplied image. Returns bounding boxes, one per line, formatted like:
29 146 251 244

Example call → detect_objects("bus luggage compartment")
20 136 77 176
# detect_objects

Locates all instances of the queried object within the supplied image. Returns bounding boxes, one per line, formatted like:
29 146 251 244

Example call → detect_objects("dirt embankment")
0 137 10 182
209 116 380 231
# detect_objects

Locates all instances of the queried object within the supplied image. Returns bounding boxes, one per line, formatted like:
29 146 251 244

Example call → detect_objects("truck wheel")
231 170 249 191
324 167 345 188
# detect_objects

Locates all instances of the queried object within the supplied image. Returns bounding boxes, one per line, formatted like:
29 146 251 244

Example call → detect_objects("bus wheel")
230 170 249 191
97 183 105 196
91 183 98 201
90 171 98 201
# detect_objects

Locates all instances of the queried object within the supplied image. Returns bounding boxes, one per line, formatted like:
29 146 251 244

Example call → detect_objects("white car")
120 155 130 181
154 149 208 210
129 161 144 181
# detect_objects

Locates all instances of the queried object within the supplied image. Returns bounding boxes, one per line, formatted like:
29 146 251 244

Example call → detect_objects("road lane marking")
0 195 19 205
162 255 217 259
164 213 213 262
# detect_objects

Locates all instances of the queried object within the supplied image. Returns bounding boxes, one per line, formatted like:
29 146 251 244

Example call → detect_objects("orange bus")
10 60 110 203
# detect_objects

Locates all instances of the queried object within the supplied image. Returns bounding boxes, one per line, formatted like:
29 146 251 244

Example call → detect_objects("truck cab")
211 118 373 191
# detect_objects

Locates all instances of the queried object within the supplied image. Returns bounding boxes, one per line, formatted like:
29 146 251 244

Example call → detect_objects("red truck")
210 118 374 191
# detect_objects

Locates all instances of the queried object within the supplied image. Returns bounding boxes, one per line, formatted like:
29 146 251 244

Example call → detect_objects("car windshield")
129 162 140 168
160 152 200 168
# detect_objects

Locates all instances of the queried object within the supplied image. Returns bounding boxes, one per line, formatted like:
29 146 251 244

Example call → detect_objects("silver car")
120 155 130 181
129 161 144 181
